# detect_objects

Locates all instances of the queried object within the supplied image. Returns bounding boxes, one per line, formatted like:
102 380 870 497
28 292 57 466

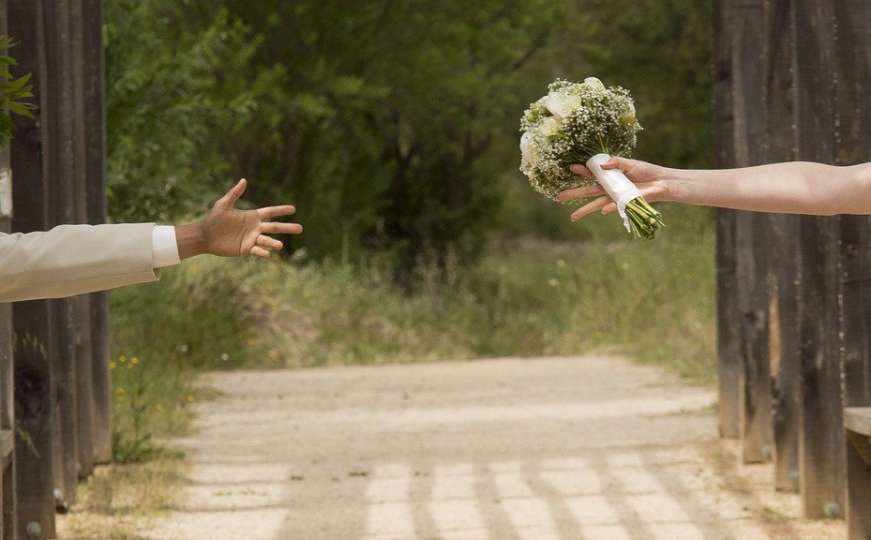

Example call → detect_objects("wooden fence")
0 1 109 538
715 0 871 529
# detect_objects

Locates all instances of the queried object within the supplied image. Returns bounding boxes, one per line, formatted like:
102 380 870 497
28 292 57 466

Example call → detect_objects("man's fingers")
261 222 303 235
257 205 296 220
250 246 271 258
557 184 605 202
570 196 612 222
256 234 283 251
215 178 248 209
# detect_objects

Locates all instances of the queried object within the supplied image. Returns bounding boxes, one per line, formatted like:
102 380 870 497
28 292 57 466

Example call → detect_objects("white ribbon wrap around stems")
586 153 642 233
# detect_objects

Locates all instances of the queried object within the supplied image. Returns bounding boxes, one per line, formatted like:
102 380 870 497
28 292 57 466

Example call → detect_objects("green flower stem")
624 197 665 240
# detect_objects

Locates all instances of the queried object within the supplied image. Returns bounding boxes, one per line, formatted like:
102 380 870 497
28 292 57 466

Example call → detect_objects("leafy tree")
105 0 713 274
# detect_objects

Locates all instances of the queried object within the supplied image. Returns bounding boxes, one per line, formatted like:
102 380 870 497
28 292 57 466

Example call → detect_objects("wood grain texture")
763 0 800 493
67 0 95 479
8 0 59 535
81 0 111 465
730 0 773 465
42 0 79 508
712 0 740 440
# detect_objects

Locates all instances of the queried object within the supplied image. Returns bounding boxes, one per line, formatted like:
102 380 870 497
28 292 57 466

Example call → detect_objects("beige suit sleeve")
0 223 160 302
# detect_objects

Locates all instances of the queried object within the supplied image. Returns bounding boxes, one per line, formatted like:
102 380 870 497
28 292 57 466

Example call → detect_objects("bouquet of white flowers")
519 78 664 239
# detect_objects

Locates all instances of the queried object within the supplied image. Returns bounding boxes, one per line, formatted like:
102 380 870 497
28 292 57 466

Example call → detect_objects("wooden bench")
844 408 871 539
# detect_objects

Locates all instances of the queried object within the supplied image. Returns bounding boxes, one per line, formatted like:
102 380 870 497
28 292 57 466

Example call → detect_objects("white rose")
538 116 561 138
543 91 582 119
584 77 606 91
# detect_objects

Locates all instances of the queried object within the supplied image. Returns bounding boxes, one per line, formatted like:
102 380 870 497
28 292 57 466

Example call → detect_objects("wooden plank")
0 4 14 538
82 0 111 465
7 0 59 535
847 431 871 540
68 0 95 480
42 0 79 506
845 409 871 437
730 0 773 464
763 0 800 493
712 0 740 440
793 0 846 520
837 1 871 534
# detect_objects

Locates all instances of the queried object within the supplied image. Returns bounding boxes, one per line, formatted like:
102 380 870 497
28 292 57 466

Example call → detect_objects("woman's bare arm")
557 158 871 221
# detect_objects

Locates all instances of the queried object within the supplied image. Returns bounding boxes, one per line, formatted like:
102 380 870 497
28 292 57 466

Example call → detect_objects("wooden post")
68 0 95 480
0 5 14 540
836 0 871 532
730 0 773 464
793 0 847 519
763 0 800 493
82 0 111 465
712 0 740 440
8 0 59 536
8 1 59 536
42 0 79 506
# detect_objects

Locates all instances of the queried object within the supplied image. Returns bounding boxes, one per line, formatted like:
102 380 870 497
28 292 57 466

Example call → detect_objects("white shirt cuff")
152 225 181 268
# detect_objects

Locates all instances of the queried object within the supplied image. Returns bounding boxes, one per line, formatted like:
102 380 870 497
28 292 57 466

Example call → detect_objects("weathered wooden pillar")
8 0 59 536
763 0 800 493
730 0 774 464
835 0 871 535
712 0 740 440
0 7 15 540
42 0 79 507
67 0 95 480
0 7 16 538
82 0 111 465
793 0 847 520
7 1 63 537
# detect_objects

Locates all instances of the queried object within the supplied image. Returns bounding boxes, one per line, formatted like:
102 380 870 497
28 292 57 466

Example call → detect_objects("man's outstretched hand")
176 179 303 260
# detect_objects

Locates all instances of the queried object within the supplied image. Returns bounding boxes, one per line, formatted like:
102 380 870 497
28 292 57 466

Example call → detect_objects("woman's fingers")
569 164 593 177
557 184 606 202
600 185 669 216
570 196 612 222
261 221 303 235
257 234 283 251
250 246 271 258
258 205 296 220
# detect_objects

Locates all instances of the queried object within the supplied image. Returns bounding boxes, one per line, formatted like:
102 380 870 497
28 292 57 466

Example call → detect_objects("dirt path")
145 356 843 540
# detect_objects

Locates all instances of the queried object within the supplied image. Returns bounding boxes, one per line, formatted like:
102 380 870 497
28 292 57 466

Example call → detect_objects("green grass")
108 206 715 462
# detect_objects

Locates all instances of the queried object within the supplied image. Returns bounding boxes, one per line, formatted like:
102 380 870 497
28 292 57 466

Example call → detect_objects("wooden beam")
68 0 95 480
763 0 800 493
712 0 740 440
793 0 846 520
41 0 79 507
8 0 59 535
730 0 773 464
81 0 111 465
836 1 871 534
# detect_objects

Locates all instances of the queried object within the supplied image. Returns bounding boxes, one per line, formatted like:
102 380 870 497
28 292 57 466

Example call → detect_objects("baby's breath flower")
519 77 642 200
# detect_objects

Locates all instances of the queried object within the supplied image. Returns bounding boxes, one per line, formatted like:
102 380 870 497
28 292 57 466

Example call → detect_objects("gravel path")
146 356 843 540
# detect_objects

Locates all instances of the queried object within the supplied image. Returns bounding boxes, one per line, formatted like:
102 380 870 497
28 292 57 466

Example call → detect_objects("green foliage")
109 258 264 461
105 1 280 222
112 220 715 383
0 35 34 148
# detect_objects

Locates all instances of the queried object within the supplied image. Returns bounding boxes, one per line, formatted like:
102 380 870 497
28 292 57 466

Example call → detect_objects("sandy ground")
144 356 844 540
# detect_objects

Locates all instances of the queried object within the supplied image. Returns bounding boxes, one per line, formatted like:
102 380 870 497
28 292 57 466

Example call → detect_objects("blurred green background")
103 0 715 461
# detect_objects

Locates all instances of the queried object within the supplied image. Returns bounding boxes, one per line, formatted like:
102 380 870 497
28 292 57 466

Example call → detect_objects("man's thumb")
215 178 248 209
